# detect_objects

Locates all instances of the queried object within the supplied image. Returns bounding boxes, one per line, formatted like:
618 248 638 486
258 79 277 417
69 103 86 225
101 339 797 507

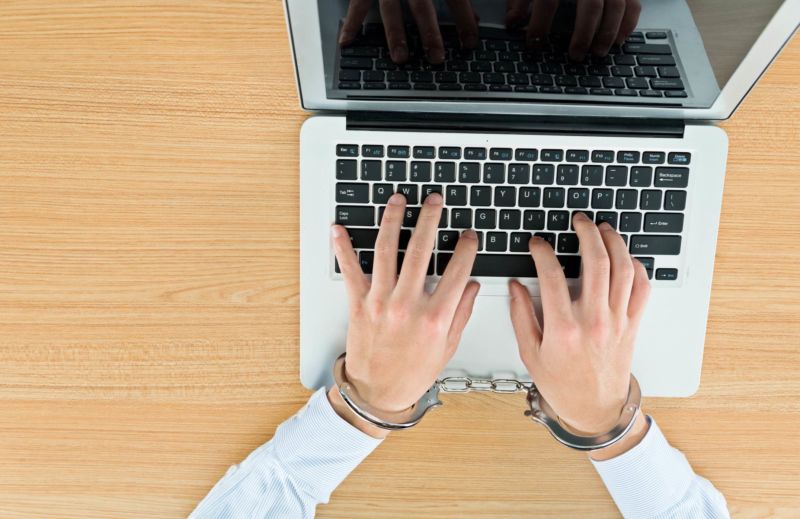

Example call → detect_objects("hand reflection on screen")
506 0 641 61
339 0 479 64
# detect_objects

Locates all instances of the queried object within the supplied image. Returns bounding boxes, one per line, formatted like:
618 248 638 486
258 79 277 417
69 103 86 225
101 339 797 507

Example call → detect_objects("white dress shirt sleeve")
190 388 382 519
591 416 730 519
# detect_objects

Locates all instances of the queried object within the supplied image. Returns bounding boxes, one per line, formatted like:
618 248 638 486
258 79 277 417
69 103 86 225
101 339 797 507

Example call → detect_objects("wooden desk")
0 2 798 517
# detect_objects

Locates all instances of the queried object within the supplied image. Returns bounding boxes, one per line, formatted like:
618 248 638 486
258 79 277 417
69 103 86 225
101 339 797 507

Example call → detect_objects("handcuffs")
333 353 642 451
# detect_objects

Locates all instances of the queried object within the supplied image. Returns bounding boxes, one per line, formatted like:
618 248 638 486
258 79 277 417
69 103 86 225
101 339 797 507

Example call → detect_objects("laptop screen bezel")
283 0 799 121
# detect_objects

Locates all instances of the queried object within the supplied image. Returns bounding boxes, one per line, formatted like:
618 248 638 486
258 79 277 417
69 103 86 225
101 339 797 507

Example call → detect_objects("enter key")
644 212 684 233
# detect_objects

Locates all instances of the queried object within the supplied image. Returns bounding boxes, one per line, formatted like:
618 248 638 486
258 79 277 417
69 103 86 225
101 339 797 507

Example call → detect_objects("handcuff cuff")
333 353 642 451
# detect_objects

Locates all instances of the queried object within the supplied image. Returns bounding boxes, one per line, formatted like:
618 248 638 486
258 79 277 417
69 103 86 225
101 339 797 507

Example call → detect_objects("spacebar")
470 254 580 278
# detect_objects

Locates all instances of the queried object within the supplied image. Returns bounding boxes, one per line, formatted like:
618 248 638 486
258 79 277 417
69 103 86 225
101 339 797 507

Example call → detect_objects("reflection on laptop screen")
316 0 784 108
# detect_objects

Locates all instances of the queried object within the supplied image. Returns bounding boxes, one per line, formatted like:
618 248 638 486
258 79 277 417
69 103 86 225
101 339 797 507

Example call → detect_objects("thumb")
509 280 543 369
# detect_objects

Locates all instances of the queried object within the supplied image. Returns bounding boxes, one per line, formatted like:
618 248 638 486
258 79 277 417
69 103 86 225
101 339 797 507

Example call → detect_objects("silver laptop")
287 0 799 396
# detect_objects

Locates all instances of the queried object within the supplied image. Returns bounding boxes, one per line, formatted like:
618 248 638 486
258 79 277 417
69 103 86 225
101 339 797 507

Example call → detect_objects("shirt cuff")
272 387 383 503
591 416 696 519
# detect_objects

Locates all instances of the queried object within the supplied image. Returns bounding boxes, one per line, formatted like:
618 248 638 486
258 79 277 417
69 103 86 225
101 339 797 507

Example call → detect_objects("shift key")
630 235 682 255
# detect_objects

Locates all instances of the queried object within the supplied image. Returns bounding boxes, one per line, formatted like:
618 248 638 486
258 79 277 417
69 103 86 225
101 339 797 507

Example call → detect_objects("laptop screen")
313 0 787 110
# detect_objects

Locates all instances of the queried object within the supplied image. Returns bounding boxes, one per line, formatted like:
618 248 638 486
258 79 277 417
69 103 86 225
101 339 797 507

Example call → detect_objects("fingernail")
331 225 343 238
387 193 405 205
530 235 543 243
598 221 613 230
391 45 408 63
574 212 589 221
461 229 477 240
424 192 443 205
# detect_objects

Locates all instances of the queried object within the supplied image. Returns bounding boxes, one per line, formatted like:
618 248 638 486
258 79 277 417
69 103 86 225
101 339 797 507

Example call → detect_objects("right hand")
509 212 650 435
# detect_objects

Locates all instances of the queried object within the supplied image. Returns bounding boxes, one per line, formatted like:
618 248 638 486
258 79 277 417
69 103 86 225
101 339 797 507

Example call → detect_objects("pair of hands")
340 0 642 63
330 191 651 452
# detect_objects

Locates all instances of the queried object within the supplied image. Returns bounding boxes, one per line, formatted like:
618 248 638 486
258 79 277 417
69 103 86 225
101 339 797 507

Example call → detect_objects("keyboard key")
650 78 685 90
422 185 442 200
346 228 377 249
630 235 681 255
372 184 393 204
617 151 640 164
464 147 487 160
595 212 618 229
389 82 411 90
567 188 590 208
642 151 665 164
483 163 505 183
630 166 653 187
446 185 467 206
646 31 667 39
500 210 522 230
438 231 460 251
640 190 662 210
471 186 492 206
603 77 625 88
336 206 374 226
533 164 555 184
340 57 374 69
626 77 649 90
664 90 688 98
336 183 369 204
557 165 580 185
547 210 570 230
434 162 456 183
656 268 679 280
655 167 689 188
336 159 358 180
509 232 531 252
535 232 556 249
541 149 564 162
591 189 614 209
397 184 419 205
635 256 654 275
467 254 535 277
614 88 638 96
475 209 496 229
605 166 628 186
566 150 589 162
490 148 513 161
495 186 517 207
543 188 566 208
403 207 420 227
451 208 473 228
668 152 691 165
557 233 579 253
616 189 638 209
619 212 642 232
508 164 531 184
637 55 676 66
519 187 541 208
385 161 407 181
336 144 359 157
339 70 361 81
623 43 671 55
644 213 684 233
639 89 663 97
361 160 382 180
486 232 508 252
459 162 480 183
581 165 604 186
611 66 634 78
341 47 380 58
388 145 410 158
413 146 435 159
523 210 545 230
358 251 374 274
439 147 462 160
634 66 657 77
516 148 539 161
410 161 432 182
665 190 687 211
614 55 636 66
362 70 385 82
569 211 594 230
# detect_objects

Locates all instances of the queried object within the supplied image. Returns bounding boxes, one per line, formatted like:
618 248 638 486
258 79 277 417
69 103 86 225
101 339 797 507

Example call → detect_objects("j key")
566 150 589 162
650 78 684 90
403 207 421 227
557 165 579 185
509 232 531 252
484 163 506 183
524 210 545 230
605 166 628 186
336 159 358 180
499 210 521 230
475 209 496 229
640 190 662 210
341 57 374 69
388 145 410 158
544 188 566 208
438 147 461 160
446 185 467 206
547 210 570 230
372 184 393 204
358 251 374 274
595 212 618 229
361 160 382 180
413 146 435 159
495 187 517 207
541 149 564 162
459 162 480 183
410 161 432 182
362 145 384 157
397 184 419 205
451 208 473 228
516 148 538 161
656 268 679 281
655 167 689 188
557 233 579 253
438 231 460 251
630 235 682 255
619 212 642 232
490 148 513 161
434 162 456 183
581 165 604 186
665 190 687 211
617 151 640 163
336 206 374 226
533 164 555 184
637 55 675 66
519 187 541 207
535 232 557 249
508 164 531 184
464 147 487 160
643 151 665 164
486 232 508 252
623 43 671 55
385 161 407 181
644 213 684 233
337 183 370 203
668 152 691 165
336 144 359 157
630 166 653 187
567 188 590 208
591 189 614 209
616 189 638 209
471 186 492 206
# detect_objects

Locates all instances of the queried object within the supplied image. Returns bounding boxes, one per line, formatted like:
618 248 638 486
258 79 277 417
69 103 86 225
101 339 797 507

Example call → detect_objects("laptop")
287 0 799 396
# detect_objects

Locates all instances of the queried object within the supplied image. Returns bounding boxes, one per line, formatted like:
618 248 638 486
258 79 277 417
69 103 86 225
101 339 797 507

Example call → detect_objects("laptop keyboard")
338 25 686 99
334 143 690 281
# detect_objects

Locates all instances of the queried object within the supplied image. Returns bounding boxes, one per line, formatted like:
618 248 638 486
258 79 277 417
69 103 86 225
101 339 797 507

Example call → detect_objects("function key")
668 152 691 165
646 31 668 40
413 146 436 159
490 148 513 161
388 145 410 158
617 150 640 164
362 145 384 157
656 268 679 280
337 144 359 157
591 150 614 163
465 147 487 160
541 149 564 162
439 147 462 160
515 148 538 161
642 151 665 164
566 149 589 162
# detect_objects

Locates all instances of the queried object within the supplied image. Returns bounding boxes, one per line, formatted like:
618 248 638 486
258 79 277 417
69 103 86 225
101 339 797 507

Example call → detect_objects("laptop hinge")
346 111 685 138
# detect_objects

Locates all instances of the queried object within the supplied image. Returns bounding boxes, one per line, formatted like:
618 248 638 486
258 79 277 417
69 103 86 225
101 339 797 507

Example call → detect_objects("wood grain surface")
0 2 798 517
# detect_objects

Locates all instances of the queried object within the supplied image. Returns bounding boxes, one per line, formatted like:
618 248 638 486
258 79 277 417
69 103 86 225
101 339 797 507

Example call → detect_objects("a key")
650 78 684 90
616 189 638 210
438 147 461 160
541 149 564 162
535 232 556 249
519 187 541 207
459 163 480 183
336 159 358 180
508 164 531 184
385 161 407 181
372 184 393 204
486 232 508 252
471 186 492 207
358 251 374 274
434 162 456 183
640 190 663 210
413 146 435 159
438 231 460 251
475 209 496 229
495 186 516 207
446 185 467 206
592 189 614 209
450 208 473 228
667 152 691 165
403 207 420 227
604 166 627 186
422 185 442 200
500 210 521 230
523 210 545 230
619 212 642 232
336 206 374 226
665 190 687 211
544 188 566 208
336 144 359 157
617 151 640 164
464 147 487 160
642 151 665 164
557 233 580 253
483 163 506 184
508 232 530 252
547 210 570 231
655 167 689 188
362 145 384 157
396 184 419 205
656 268 679 280
410 161 432 182
630 166 652 187
623 43 672 55
629 235 681 255
557 165 579 185
637 55 675 66
341 57 374 69
644 213 684 233
361 160 382 181
567 188 590 208
581 165 603 186
387 145 410 158
516 148 538 161
533 164 555 184
490 148 513 161
566 150 589 162
595 212 618 229
658 66 680 78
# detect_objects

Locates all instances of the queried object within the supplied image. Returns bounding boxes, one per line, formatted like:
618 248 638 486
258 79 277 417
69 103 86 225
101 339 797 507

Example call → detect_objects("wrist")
327 385 393 439
588 411 650 461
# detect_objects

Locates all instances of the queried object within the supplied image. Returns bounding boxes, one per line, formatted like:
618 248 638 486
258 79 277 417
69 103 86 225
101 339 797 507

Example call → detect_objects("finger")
627 257 651 324
444 281 481 359
572 211 611 304
371 193 406 295
331 225 370 301
446 0 479 48
568 0 604 61
590 0 625 57
615 0 641 45
526 0 560 48
505 0 529 29
379 0 409 63
339 0 372 46
598 222 635 314
432 229 479 315
509 281 543 363
529 235 573 320
408 0 446 63
396 192 443 295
